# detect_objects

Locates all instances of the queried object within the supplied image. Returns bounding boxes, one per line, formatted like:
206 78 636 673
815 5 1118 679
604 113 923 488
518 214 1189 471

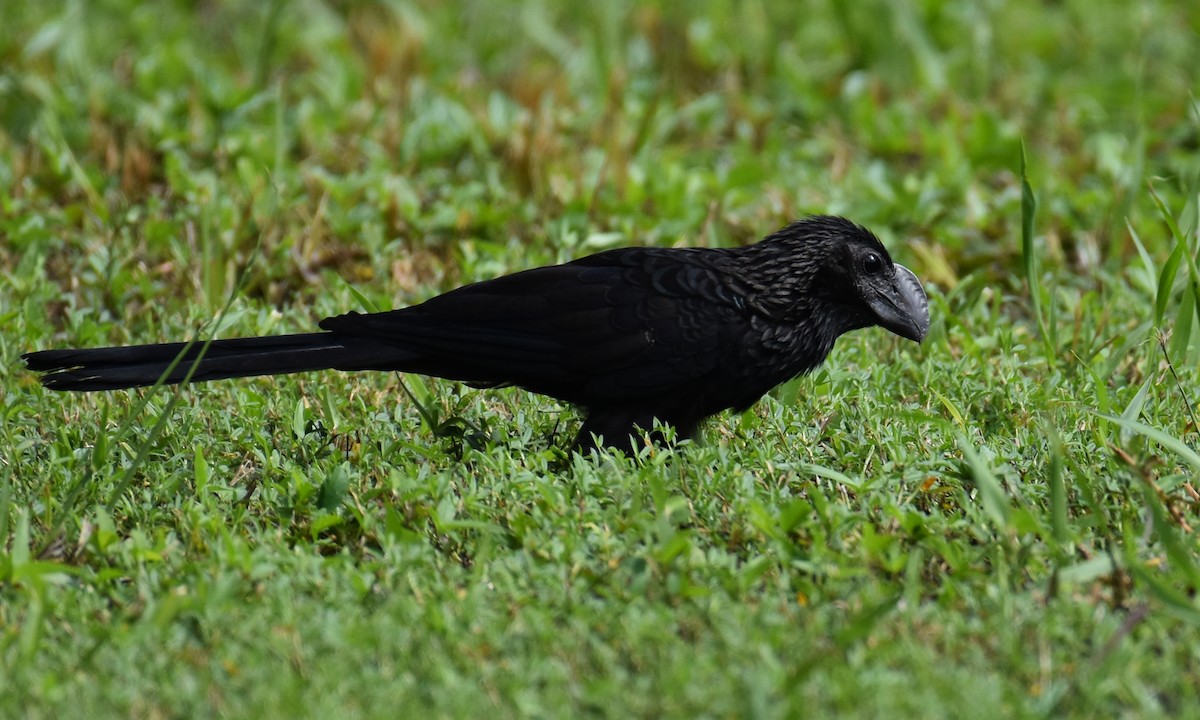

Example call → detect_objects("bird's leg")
574 408 701 455
574 410 651 455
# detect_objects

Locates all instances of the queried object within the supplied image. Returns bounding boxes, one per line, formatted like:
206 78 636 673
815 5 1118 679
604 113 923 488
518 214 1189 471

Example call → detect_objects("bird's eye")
863 253 883 274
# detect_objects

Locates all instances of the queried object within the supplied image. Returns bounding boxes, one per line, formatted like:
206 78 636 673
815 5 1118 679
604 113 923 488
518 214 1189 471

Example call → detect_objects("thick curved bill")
870 264 930 343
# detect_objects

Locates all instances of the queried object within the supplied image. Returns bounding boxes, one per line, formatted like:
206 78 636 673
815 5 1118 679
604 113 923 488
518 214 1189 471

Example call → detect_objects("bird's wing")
318 248 748 402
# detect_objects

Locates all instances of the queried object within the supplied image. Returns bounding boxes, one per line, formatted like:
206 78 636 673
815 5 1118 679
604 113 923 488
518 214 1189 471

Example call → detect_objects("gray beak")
870 264 930 343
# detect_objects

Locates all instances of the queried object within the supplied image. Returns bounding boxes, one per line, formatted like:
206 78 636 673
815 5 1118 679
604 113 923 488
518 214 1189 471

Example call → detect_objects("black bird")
23 216 929 452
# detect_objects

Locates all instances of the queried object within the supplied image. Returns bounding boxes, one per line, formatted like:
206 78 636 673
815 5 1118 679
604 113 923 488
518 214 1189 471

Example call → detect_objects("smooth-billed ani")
24 215 930 452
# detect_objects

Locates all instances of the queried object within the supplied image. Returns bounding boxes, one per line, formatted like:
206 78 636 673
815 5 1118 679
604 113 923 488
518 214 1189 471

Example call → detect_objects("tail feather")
22 332 409 391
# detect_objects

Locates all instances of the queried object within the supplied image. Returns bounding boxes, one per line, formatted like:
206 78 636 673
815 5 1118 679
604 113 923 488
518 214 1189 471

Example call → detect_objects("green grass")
3 0 1200 717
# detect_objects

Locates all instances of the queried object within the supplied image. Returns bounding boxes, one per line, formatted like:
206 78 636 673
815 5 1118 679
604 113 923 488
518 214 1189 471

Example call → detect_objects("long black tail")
22 333 408 391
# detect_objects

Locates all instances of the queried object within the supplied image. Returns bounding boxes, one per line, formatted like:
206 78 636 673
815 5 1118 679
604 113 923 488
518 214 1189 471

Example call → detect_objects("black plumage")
23 216 930 452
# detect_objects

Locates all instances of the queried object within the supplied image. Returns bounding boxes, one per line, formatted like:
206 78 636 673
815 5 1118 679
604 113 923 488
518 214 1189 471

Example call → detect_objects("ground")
2 1 1199 717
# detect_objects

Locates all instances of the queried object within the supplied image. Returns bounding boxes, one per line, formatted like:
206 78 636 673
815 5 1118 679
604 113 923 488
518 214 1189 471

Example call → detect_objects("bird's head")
754 216 930 343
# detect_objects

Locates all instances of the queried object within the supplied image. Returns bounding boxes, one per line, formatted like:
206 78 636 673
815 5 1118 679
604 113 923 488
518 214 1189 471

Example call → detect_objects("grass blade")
1020 141 1053 360
958 434 1011 530
1046 425 1069 546
1096 413 1200 473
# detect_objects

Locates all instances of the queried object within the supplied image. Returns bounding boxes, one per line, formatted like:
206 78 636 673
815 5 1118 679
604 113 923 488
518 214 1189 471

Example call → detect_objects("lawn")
2 0 1199 717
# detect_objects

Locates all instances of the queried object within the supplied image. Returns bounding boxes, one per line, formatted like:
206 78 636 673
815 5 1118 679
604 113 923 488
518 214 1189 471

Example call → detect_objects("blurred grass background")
2 0 1200 717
